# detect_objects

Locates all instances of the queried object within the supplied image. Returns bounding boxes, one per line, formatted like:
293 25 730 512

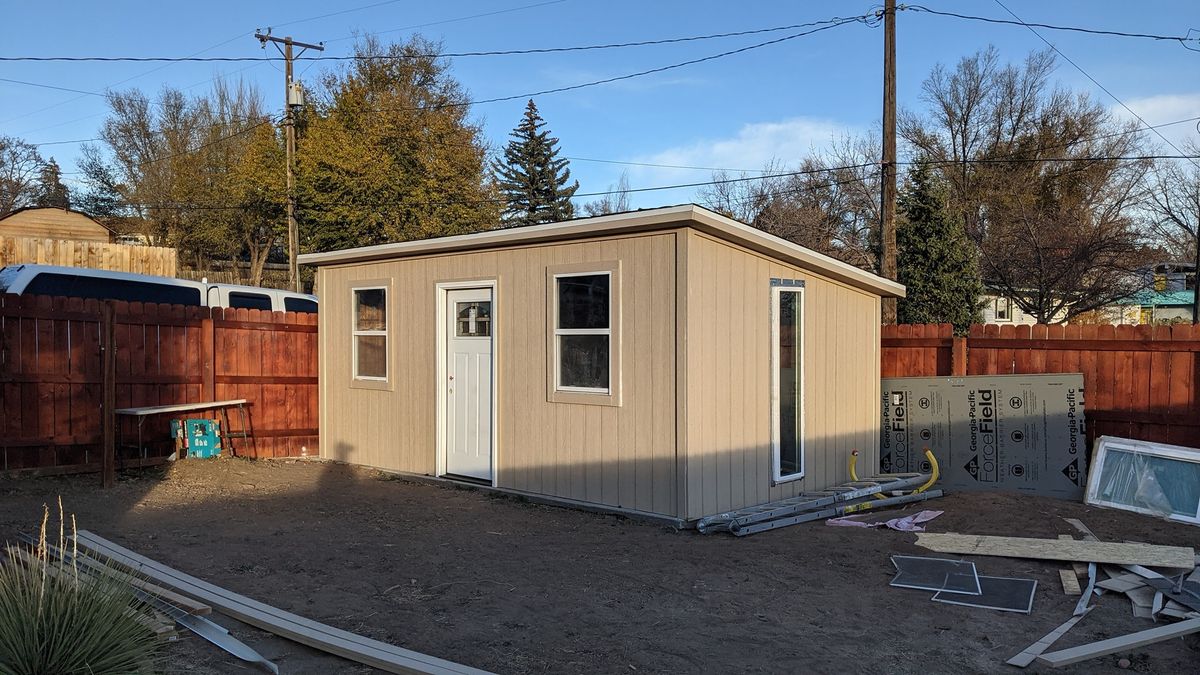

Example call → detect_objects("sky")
1 0 1197 210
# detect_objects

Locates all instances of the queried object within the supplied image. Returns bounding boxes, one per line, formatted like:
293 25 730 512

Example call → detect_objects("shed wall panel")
683 232 882 520
318 232 678 516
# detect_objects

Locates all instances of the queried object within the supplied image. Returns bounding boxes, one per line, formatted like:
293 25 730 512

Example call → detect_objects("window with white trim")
554 272 611 392
995 297 1012 322
772 281 804 482
352 287 387 380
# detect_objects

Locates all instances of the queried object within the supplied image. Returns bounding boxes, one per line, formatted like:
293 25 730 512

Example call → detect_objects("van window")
228 291 273 311
284 297 318 313
23 273 202 306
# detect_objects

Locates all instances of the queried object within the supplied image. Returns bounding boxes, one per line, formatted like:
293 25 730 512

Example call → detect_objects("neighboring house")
1117 290 1196 324
980 291 1071 325
299 204 905 525
0 207 115 242
1150 262 1196 293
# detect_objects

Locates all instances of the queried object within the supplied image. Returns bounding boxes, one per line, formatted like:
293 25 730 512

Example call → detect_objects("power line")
906 5 1200 46
0 15 872 62
269 0 405 30
0 33 251 127
82 153 1200 212
0 78 271 130
322 0 572 43
990 0 1200 171
319 15 874 116
564 156 765 173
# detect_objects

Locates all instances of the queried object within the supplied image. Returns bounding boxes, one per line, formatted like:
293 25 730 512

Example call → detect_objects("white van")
0 264 317 313
207 283 318 313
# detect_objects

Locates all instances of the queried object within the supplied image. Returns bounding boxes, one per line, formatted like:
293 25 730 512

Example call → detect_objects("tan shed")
0 207 115 242
299 204 904 525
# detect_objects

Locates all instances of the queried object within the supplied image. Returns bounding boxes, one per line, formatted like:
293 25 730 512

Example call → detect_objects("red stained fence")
882 323 1200 449
0 294 318 475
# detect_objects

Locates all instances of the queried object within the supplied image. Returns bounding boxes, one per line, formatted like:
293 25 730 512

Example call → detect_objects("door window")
455 301 492 337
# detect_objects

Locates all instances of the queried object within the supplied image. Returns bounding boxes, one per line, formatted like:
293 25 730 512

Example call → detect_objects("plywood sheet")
914 533 1195 568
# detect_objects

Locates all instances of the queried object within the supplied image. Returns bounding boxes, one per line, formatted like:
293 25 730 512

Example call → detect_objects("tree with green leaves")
296 35 500 252
896 160 983 332
492 99 579 226
34 158 71 209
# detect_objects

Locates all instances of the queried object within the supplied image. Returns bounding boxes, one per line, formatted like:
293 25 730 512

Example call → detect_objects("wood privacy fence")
0 294 317 476
0 236 178 276
882 323 1200 449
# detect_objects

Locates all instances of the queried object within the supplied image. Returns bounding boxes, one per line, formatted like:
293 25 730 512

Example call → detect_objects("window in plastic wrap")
1089 440 1200 524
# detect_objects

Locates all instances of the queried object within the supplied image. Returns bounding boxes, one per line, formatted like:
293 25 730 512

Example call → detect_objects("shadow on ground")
2 458 1199 674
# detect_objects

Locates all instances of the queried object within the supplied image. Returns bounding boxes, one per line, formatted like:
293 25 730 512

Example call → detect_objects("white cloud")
613 116 858 205
1113 93 1200 149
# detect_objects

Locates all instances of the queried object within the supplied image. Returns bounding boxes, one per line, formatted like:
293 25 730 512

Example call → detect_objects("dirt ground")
2 459 1199 675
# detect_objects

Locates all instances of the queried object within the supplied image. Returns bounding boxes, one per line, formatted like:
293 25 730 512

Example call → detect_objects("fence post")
951 336 968 376
101 301 116 489
201 312 216 401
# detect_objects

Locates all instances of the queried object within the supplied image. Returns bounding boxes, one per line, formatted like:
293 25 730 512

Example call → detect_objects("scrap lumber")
913 533 1195 569
1057 536 1089 580
76 531 491 675
1097 573 1147 594
1006 608 1092 668
1058 569 1081 595
1035 617 1200 668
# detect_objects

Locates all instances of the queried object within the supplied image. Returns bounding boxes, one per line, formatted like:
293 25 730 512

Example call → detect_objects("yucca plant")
0 500 162 674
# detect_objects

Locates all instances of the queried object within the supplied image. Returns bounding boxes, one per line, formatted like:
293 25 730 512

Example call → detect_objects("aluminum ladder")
696 449 941 536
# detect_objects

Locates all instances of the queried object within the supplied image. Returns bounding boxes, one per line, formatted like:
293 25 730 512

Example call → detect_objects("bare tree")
902 47 1155 323
80 79 280 281
582 170 631 216
1145 142 1199 261
701 134 881 271
0 135 45 216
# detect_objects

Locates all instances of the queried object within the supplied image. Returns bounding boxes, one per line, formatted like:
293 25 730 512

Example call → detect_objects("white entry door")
445 288 494 481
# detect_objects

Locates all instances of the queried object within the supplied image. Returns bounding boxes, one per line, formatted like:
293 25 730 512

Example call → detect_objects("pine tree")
34 158 71 209
492 99 579 227
897 161 983 333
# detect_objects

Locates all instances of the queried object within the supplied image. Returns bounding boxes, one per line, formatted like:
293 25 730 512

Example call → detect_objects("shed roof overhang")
298 204 906 298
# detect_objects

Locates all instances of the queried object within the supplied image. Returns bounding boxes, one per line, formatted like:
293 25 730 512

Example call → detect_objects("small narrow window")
772 283 804 482
353 287 387 380
555 273 611 392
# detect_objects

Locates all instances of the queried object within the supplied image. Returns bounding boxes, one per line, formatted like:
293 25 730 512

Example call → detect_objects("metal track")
697 470 933 535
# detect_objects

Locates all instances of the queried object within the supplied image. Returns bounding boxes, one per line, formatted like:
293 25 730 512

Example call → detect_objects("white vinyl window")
352 287 387 381
554 272 612 393
771 282 804 483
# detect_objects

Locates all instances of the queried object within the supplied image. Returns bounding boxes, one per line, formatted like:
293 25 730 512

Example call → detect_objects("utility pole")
1193 188 1199 324
880 0 899 324
255 30 323 293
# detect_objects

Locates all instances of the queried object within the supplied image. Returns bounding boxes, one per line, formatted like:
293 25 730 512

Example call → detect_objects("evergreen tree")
34 158 71 209
492 99 579 226
897 161 983 333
